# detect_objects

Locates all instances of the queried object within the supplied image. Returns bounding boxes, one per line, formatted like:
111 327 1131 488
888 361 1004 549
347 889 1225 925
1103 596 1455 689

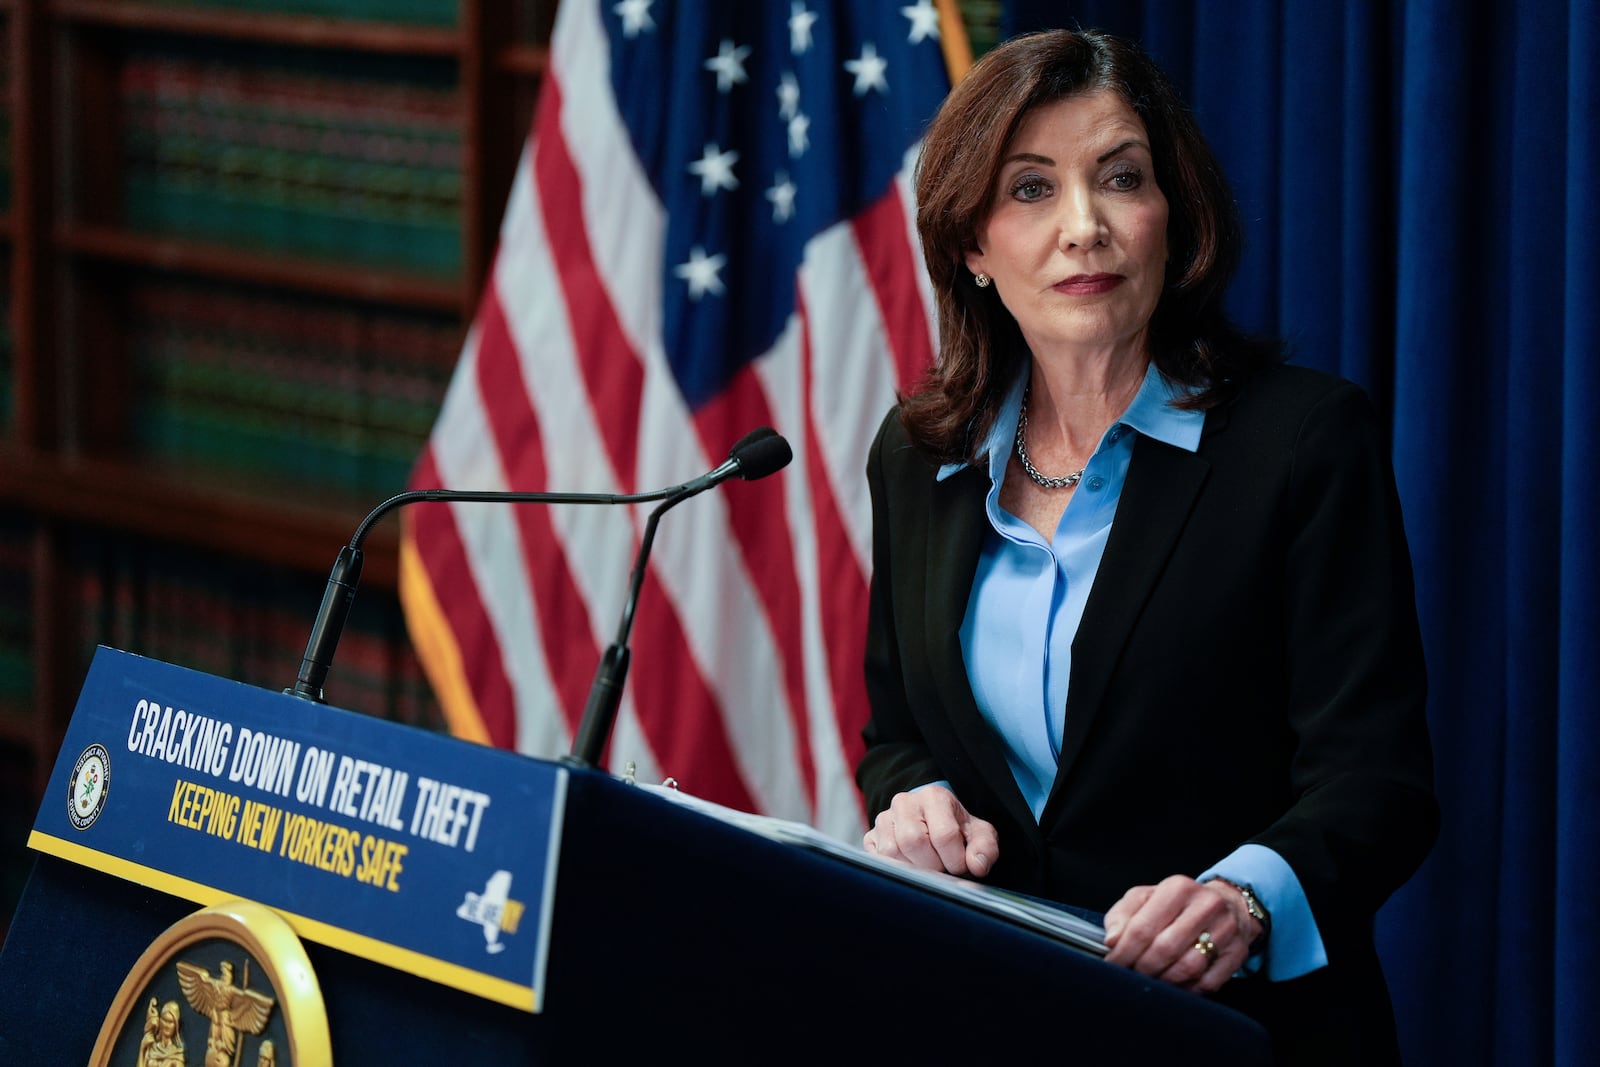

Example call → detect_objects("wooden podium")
0 649 1273 1063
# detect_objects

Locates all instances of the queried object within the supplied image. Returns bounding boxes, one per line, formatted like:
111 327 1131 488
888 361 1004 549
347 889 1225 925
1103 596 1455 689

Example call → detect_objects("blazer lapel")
922 466 1038 831
1043 435 1211 821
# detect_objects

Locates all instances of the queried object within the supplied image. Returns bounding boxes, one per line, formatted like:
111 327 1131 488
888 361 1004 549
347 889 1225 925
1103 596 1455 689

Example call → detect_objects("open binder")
638 780 1110 956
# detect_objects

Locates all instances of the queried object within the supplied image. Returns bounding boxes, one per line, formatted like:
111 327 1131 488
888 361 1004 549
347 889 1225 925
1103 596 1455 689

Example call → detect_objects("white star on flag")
705 39 752 92
787 112 810 158
844 42 889 96
613 0 654 38
789 2 819 54
777 71 801 121
674 245 728 299
901 1 940 44
688 143 740 194
766 172 798 222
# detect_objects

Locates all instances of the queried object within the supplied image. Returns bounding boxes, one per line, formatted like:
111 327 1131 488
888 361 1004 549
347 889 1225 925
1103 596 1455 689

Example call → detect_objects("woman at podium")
857 28 1437 1065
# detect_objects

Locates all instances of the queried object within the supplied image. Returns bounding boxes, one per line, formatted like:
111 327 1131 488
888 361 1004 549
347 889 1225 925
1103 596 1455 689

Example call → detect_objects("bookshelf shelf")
0 445 401 586
497 43 549 77
57 223 468 314
51 1 465 56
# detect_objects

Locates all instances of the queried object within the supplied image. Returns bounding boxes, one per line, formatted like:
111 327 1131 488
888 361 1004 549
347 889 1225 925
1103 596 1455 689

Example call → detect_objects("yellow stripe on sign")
28 830 538 1012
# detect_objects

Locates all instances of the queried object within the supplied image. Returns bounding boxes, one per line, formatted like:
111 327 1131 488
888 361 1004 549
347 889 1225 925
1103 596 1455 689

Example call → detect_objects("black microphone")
286 429 792 726
564 426 792 768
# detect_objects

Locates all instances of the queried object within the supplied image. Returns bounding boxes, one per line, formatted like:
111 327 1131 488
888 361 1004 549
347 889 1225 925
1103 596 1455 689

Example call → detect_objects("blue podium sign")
29 647 566 1013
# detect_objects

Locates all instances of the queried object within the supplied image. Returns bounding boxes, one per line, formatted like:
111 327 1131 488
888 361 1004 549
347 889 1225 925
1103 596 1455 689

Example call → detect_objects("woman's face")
965 91 1169 363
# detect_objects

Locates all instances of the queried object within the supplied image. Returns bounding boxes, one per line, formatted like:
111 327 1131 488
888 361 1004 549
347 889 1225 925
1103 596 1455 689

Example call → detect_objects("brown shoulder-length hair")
903 29 1279 463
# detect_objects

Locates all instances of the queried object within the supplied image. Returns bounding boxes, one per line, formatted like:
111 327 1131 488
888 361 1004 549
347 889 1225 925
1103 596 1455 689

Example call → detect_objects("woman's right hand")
863 786 999 878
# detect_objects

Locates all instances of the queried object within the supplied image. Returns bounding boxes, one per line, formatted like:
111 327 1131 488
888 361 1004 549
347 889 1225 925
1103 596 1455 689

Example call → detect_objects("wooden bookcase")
0 0 555 934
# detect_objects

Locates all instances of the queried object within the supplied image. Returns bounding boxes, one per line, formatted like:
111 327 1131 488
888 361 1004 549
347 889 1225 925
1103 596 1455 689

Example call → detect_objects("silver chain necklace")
1015 384 1087 490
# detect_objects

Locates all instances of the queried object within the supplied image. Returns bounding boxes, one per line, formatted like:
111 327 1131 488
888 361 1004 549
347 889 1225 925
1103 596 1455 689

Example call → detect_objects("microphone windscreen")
733 433 793 480
728 426 778 454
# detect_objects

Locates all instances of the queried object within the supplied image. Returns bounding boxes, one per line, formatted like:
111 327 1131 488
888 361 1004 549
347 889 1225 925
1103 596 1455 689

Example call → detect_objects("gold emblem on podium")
90 899 331 1067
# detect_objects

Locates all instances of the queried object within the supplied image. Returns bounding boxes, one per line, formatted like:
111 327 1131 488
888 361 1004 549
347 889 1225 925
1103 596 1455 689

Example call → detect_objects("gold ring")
1193 931 1216 958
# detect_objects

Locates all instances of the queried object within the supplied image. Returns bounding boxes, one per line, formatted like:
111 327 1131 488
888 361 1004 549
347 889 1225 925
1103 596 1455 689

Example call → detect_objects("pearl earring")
974 272 991 288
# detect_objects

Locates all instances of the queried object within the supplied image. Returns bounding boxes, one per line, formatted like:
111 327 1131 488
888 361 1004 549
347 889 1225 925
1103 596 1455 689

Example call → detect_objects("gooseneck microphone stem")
286 484 690 705
563 430 791 768
346 486 678 551
565 493 676 770
287 427 793 775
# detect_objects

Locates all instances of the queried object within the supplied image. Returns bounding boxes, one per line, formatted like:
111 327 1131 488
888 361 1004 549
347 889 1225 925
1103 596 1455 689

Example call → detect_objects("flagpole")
935 0 974 83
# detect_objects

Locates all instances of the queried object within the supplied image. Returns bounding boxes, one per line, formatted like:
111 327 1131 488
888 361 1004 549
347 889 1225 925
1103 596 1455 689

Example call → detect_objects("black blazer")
859 363 1438 1064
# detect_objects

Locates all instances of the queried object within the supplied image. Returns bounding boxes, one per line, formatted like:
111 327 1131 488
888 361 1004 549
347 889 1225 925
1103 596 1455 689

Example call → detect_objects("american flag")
400 0 960 842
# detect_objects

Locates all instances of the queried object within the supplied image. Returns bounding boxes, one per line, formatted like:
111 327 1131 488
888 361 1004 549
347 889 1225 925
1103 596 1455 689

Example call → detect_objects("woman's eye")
1010 176 1050 202
1108 170 1143 191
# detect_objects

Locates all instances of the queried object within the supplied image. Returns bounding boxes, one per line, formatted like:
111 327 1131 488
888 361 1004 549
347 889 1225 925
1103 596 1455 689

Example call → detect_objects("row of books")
0 521 30 711
119 46 463 276
0 103 10 214
0 17 8 213
0 519 448 934
131 0 462 25
0 113 9 215
0 283 11 435
70 529 444 731
126 276 457 497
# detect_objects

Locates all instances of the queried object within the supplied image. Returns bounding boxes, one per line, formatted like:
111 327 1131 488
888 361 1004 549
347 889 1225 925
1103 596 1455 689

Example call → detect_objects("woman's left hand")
1102 875 1259 994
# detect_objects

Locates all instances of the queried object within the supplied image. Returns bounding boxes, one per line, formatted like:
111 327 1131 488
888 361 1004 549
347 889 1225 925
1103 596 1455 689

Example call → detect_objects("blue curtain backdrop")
1000 2 1598 1064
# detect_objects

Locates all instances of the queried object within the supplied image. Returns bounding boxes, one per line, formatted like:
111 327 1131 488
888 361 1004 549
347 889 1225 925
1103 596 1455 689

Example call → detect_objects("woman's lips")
1054 273 1125 295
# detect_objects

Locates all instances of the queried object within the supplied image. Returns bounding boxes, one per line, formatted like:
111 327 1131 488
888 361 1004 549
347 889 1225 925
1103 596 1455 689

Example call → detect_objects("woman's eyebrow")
1000 151 1054 167
1097 139 1148 162
999 140 1149 168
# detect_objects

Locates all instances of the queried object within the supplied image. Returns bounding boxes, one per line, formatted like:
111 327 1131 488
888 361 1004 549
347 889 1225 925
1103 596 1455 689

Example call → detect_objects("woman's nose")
1056 187 1106 250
